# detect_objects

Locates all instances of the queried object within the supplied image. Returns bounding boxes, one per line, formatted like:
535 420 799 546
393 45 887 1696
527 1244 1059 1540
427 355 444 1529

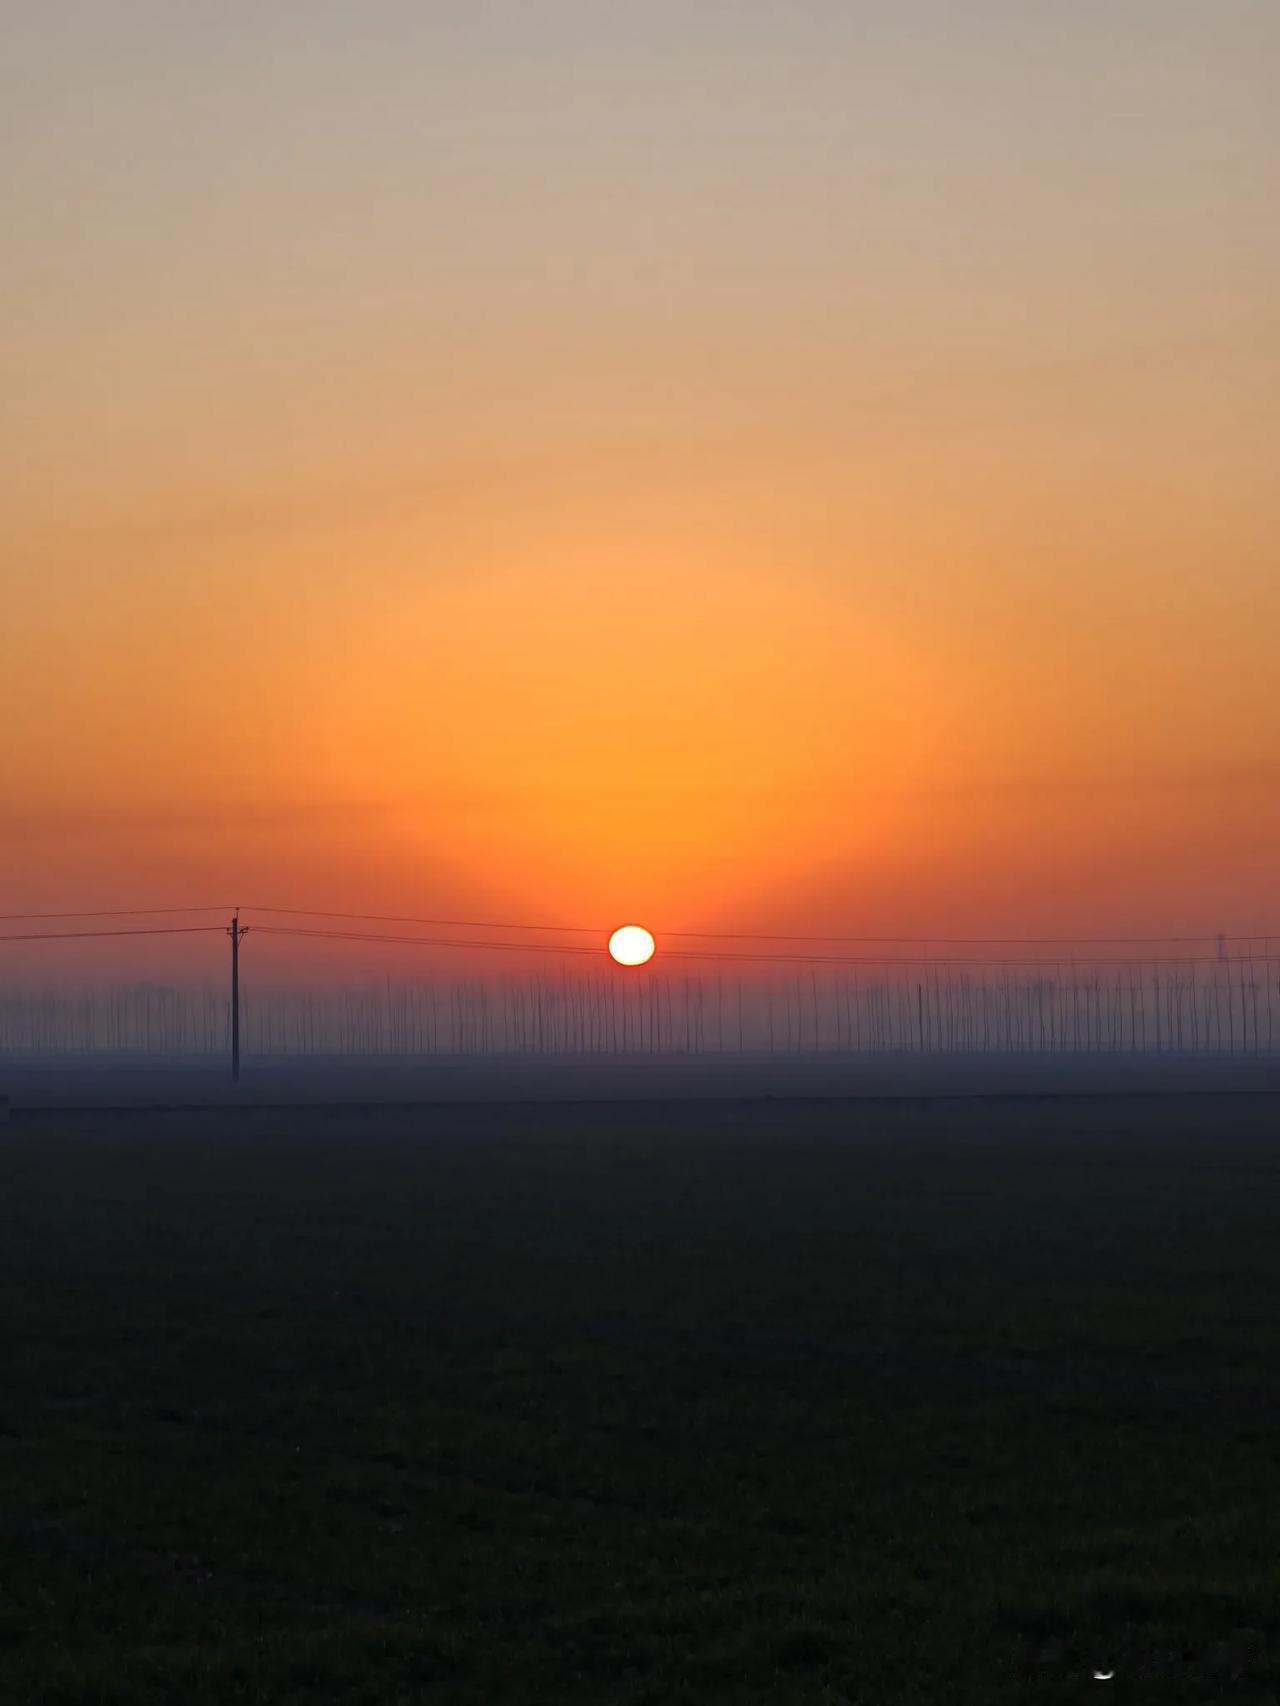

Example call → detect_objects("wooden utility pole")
229 911 247 1081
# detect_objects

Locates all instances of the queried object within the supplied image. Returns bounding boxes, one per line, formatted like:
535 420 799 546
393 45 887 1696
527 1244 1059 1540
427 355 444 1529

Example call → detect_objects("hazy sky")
3 1 1277 970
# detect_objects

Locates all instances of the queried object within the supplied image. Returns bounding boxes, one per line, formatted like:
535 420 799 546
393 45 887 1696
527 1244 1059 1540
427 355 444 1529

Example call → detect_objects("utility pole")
229 911 248 1081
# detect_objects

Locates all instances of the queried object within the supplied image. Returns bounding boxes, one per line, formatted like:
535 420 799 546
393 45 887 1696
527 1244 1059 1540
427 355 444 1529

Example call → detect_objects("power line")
0 906 232 922
0 925 227 943
1 908 1274 966
253 925 1275 970
247 905 603 934
663 948 1268 969
241 905 1274 947
254 925 602 956
664 931 1263 946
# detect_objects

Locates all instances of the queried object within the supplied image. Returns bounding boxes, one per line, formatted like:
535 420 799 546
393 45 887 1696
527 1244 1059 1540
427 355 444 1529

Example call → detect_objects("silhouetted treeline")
1 967 1277 1057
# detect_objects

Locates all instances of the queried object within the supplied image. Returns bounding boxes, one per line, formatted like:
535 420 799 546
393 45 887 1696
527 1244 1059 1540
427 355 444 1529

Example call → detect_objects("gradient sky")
3 1 1278 977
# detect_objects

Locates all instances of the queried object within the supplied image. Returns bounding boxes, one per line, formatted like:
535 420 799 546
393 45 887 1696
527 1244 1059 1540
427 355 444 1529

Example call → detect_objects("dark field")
3 1095 1279 1704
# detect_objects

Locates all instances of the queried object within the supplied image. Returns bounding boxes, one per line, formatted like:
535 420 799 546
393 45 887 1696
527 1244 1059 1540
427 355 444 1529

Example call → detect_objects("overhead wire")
663 930 1260 946
246 905 602 934
0 905 232 922
252 924 1274 969
661 948 1264 968
240 905 1272 947
0 925 228 943
0 910 1274 967
253 925 601 956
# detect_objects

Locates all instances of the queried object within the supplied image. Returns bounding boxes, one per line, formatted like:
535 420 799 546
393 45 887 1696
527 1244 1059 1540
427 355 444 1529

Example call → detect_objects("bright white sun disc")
608 925 656 966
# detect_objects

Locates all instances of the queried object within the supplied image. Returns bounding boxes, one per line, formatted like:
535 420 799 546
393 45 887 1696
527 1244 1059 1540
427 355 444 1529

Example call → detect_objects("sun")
608 924 656 967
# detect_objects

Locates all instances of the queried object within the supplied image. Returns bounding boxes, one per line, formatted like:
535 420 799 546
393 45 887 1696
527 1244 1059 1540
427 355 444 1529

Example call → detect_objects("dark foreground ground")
2 1094 1279 1704
5 1049 1279 1106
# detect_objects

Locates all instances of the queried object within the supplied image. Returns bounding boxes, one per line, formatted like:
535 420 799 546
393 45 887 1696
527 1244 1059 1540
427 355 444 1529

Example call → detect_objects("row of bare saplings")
0 968 1277 1056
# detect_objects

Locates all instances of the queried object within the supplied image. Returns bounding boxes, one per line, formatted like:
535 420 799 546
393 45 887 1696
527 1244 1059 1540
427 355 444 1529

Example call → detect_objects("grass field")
2 1095 1278 1703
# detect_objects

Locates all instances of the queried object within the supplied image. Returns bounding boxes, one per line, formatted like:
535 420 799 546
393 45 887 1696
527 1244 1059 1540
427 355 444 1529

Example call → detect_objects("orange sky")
3 3 1277 982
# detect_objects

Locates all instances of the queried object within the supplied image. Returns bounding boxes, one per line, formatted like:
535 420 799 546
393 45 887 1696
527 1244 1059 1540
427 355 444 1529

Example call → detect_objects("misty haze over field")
3 966 1276 1063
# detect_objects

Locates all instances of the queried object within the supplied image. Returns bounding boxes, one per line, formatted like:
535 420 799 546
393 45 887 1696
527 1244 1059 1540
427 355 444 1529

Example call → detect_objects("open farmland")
2 1094 1279 1704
